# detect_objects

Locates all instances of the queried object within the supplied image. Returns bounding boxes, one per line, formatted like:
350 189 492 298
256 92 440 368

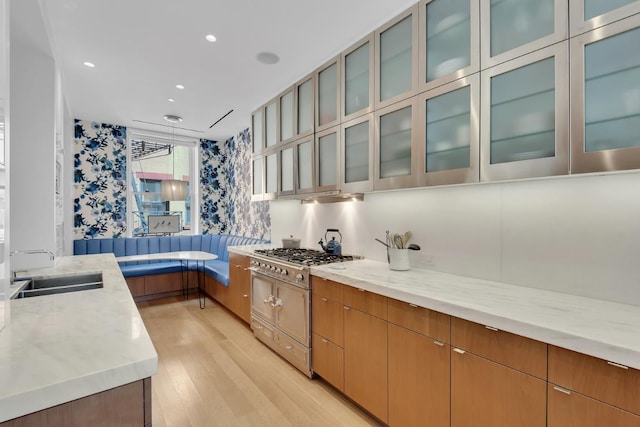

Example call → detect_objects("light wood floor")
137 296 382 427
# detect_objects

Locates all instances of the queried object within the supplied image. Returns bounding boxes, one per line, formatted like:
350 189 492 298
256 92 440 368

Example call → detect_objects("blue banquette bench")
73 234 267 286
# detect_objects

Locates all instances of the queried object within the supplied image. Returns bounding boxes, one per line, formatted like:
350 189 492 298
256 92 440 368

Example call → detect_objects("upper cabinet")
481 0 568 68
264 150 278 200
295 74 315 139
316 56 341 132
570 15 640 173
251 108 264 155
341 114 374 193
251 156 264 201
315 126 341 193
481 42 569 181
375 5 419 109
278 143 296 197
419 0 480 92
417 74 480 186
570 0 640 36
342 34 375 122
265 100 278 149
374 97 419 191
279 87 295 144
295 136 315 195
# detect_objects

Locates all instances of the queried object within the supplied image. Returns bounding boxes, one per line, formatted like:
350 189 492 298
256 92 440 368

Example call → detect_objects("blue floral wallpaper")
74 120 127 239
200 129 270 240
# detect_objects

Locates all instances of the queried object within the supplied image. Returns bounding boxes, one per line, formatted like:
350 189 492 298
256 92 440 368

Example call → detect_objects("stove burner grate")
255 248 354 266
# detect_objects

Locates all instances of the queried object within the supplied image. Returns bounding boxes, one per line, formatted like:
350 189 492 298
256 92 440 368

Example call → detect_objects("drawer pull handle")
344 306 351 310
286 345 293 350
409 303 418 308
255 325 263 330
322 338 329 343
358 288 365 292
607 361 629 370
242 294 249 298
433 340 445 347
553 386 571 395
322 297 328 302
485 325 499 332
453 348 466 355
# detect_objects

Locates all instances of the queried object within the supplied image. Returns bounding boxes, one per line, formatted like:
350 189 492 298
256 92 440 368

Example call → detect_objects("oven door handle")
271 298 283 308
263 295 274 304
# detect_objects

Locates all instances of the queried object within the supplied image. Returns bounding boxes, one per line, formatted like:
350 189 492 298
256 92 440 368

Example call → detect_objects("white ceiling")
40 0 418 142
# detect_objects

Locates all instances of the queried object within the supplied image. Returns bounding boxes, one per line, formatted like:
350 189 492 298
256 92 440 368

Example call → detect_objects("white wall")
9 0 56 270
271 172 640 306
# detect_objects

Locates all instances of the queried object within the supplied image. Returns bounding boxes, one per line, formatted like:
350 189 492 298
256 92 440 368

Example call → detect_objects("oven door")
251 272 276 324
275 281 310 346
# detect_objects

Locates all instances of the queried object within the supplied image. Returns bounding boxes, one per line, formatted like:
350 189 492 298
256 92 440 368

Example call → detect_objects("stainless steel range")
249 248 356 377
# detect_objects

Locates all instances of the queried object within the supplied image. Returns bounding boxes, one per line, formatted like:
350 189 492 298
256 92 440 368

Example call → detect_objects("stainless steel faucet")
9 250 55 283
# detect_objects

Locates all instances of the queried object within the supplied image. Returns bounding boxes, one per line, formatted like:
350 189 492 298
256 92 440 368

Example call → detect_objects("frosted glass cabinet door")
341 114 374 193
420 0 479 91
296 138 315 194
264 151 278 198
279 89 294 143
279 145 295 195
252 157 263 200
251 109 263 154
265 101 277 148
481 42 569 181
418 74 480 186
342 34 374 122
481 0 567 68
374 97 418 190
316 57 341 131
571 16 640 173
571 0 640 36
296 76 314 138
375 4 419 109
315 128 340 192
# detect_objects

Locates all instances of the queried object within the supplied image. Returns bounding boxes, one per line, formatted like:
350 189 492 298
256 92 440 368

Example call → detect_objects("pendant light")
161 115 188 201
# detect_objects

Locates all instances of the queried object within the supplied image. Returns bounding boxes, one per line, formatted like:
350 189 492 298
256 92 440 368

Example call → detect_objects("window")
128 132 197 236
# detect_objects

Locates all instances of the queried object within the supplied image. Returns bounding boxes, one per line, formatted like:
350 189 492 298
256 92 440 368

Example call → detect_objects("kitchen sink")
13 272 103 299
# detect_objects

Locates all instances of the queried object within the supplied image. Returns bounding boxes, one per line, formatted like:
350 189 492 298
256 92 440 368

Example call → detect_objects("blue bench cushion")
74 234 268 286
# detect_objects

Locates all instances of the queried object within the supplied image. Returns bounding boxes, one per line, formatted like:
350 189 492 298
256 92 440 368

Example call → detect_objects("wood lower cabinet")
312 332 344 391
388 323 450 427
1 379 151 427
229 253 251 323
344 304 388 424
126 272 185 300
451 348 547 427
548 383 640 427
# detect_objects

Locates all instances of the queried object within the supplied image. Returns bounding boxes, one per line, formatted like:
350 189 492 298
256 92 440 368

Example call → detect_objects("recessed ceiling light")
176 84 185 90
164 114 183 123
168 98 175 102
83 61 95 68
205 34 217 42
256 52 280 65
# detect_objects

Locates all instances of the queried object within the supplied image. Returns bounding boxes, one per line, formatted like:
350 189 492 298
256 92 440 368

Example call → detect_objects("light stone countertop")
0 254 158 423
310 259 640 370
228 244 278 256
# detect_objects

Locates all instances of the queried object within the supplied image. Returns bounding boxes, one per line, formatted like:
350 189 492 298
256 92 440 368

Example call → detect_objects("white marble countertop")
310 259 640 370
0 254 158 423
116 250 218 263
228 244 278 256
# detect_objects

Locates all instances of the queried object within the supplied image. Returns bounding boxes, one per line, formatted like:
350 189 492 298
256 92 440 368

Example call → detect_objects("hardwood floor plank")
138 296 381 427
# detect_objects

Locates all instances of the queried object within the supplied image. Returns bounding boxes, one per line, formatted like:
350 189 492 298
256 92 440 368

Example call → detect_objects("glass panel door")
279 145 294 194
585 0 637 20
280 89 294 143
317 58 340 130
343 35 373 120
571 0 640 36
252 109 263 154
378 13 414 103
316 128 339 191
296 77 314 137
265 151 277 195
265 101 277 148
341 114 374 193
252 157 263 199
296 138 314 193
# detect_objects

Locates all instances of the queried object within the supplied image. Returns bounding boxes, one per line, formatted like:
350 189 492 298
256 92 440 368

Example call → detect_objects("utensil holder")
388 249 410 271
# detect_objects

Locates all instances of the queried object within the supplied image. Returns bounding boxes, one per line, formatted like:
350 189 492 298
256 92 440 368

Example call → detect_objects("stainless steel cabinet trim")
340 113 375 193
375 4 420 110
417 73 480 186
480 0 568 69
418 0 481 92
570 0 640 36
374 96 420 191
341 33 375 123
480 42 569 181
315 56 342 132
294 73 316 139
315 126 341 193
570 15 640 173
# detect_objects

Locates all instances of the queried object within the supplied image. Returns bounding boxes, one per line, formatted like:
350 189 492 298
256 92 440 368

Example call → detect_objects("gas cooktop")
254 248 355 266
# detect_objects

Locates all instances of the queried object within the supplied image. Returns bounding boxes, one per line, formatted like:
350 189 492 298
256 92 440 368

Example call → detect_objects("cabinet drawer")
312 276 344 302
276 331 310 375
548 382 640 427
125 276 145 297
312 295 344 346
251 316 275 346
451 317 547 379
312 333 344 391
343 286 387 319
549 345 640 415
388 298 450 342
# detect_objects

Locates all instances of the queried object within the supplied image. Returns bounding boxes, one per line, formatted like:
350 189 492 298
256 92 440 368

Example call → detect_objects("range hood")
299 191 364 204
